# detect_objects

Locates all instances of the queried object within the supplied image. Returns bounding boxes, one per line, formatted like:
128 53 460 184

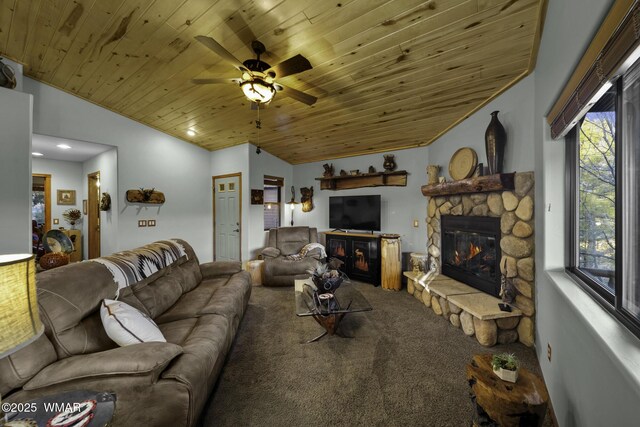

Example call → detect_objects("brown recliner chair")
261 226 323 286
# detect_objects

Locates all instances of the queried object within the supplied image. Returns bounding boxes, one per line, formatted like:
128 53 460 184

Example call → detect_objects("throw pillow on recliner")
100 299 166 346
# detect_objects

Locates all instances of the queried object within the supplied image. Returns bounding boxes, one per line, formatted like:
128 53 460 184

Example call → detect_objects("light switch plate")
138 220 147 227
148 220 156 227
413 219 419 227
53 218 59 225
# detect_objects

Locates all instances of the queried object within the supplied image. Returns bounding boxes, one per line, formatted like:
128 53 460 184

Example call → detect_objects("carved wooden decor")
316 171 408 191
300 187 314 212
466 354 549 426
421 173 515 197
126 188 165 204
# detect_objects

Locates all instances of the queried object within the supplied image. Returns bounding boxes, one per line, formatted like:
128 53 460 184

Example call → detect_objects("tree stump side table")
245 259 264 286
466 354 549 427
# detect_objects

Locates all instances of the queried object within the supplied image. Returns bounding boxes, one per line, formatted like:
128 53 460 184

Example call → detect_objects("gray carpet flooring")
201 282 546 427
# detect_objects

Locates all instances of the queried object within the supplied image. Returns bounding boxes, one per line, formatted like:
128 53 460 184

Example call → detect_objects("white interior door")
214 175 241 261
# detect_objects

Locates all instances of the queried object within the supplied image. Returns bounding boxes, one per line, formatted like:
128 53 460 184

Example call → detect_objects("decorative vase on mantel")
484 111 507 175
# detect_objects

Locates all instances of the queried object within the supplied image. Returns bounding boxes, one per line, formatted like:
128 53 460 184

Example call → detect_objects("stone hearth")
417 172 535 347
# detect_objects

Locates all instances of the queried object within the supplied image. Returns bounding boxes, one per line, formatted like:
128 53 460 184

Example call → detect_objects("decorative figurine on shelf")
368 165 376 173
141 187 155 202
0 58 17 89
323 163 334 177
300 187 314 212
339 169 348 176
427 165 441 184
417 255 439 289
383 154 397 172
499 259 517 311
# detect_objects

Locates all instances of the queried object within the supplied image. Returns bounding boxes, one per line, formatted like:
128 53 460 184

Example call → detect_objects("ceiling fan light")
241 78 276 104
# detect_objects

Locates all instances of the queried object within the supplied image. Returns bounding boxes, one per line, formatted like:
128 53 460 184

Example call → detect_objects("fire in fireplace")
441 215 501 297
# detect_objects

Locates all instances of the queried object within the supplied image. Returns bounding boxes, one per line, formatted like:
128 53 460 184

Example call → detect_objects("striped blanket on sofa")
92 239 187 297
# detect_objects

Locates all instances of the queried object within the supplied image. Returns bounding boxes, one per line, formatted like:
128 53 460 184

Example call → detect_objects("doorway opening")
87 171 101 259
32 174 51 259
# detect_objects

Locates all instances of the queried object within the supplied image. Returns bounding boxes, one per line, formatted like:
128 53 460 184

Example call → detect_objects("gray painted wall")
427 74 536 177
0 87 32 254
23 78 214 261
534 0 640 426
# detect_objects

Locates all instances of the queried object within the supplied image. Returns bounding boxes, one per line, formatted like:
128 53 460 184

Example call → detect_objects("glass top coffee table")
295 280 372 343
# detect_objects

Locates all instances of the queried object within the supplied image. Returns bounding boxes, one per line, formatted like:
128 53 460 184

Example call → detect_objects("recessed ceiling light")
186 129 196 137
57 144 71 150
32 152 44 156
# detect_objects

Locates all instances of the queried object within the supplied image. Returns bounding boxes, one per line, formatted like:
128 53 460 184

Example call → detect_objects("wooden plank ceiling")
0 0 545 164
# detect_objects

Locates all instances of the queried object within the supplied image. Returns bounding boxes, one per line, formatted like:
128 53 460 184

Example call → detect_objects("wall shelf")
316 171 408 190
420 173 515 197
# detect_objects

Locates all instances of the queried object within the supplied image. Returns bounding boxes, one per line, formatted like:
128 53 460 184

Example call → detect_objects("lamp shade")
0 254 43 358
241 77 276 104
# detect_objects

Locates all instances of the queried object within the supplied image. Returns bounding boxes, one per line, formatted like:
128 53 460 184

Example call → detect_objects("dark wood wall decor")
316 171 408 191
126 188 165 204
421 173 515 197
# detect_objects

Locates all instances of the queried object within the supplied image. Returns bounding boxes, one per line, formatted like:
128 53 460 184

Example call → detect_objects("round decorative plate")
43 230 74 254
448 147 478 180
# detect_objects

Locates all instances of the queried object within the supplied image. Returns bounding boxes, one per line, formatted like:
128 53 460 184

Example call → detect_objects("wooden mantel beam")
421 173 515 197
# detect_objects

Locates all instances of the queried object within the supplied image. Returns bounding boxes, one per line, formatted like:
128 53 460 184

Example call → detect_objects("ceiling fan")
193 36 317 107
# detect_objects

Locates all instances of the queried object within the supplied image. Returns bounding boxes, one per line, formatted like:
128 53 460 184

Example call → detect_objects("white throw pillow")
100 299 166 346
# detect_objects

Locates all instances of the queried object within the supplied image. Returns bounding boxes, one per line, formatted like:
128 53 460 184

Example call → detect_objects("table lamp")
0 254 43 426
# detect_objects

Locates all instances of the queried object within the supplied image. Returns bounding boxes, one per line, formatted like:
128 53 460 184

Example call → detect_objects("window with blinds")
264 176 283 230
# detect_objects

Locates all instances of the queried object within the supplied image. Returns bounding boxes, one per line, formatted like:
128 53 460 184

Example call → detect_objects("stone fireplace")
407 171 535 347
441 215 501 297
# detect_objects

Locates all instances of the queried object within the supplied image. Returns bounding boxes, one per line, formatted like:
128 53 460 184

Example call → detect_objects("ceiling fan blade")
266 54 312 78
191 78 241 85
275 84 317 106
195 35 247 71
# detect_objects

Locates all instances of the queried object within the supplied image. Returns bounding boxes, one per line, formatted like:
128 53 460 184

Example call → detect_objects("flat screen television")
329 195 381 231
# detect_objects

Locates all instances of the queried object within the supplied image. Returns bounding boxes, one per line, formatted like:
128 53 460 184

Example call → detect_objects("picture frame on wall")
57 189 76 205
251 189 264 205
83 199 88 215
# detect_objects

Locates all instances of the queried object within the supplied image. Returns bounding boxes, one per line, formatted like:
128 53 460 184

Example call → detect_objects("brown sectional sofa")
0 239 251 427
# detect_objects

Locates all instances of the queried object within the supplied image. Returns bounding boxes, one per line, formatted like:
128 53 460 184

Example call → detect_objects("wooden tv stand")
323 231 401 289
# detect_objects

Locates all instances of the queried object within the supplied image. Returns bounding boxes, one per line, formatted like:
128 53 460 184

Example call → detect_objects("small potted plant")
491 352 519 383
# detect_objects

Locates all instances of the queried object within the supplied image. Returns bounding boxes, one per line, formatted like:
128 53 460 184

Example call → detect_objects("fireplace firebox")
441 215 501 297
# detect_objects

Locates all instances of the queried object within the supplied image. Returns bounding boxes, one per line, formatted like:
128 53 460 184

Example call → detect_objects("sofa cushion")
133 273 183 319
170 259 202 293
24 342 182 390
274 226 314 255
160 314 233 384
154 277 228 324
199 273 252 319
0 334 57 396
36 261 119 358
200 261 242 279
